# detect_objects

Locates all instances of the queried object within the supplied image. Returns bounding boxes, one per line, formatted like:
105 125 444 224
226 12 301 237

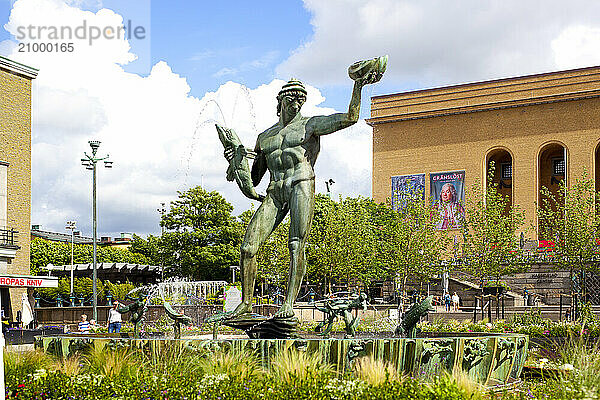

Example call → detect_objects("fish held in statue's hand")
348 55 388 85
215 124 265 201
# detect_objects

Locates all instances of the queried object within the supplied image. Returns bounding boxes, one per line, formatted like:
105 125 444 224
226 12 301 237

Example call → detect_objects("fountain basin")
35 333 527 388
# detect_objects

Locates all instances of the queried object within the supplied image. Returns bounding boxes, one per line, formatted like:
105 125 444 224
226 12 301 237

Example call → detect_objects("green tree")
306 195 381 293
160 186 242 280
537 172 600 287
461 164 526 286
128 234 162 265
30 238 150 275
256 217 289 290
378 189 449 301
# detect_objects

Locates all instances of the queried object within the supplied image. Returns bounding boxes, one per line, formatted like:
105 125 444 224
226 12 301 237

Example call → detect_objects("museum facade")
368 65 600 240
0 56 38 319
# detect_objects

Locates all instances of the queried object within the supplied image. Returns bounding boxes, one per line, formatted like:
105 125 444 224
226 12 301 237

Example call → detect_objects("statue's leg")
322 316 335 336
343 310 357 337
231 194 288 318
276 180 315 318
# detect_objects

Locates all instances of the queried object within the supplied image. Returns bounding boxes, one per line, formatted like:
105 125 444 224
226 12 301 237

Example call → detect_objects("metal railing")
473 294 505 322
0 228 18 247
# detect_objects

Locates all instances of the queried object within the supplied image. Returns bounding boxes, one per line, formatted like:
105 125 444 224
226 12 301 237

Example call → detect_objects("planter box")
4 326 63 345
483 286 505 295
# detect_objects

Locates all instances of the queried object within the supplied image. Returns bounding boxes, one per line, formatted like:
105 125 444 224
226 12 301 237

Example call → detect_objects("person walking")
452 292 460 311
444 292 451 312
107 301 122 333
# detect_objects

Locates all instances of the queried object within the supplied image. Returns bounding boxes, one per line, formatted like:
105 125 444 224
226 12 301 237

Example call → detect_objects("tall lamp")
81 140 112 321
65 220 77 297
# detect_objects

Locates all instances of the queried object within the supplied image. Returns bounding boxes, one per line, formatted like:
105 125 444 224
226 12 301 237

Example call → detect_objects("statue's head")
277 79 307 118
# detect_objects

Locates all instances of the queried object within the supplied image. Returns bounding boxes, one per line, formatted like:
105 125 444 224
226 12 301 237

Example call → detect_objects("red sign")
0 275 58 288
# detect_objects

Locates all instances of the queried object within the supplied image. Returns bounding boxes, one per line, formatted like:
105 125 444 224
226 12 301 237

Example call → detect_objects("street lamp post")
65 220 77 296
230 265 240 283
157 202 166 281
81 140 112 321
325 178 335 198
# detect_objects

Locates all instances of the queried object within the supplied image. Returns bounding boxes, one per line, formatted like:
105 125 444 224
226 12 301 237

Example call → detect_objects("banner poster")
430 170 466 230
391 173 426 211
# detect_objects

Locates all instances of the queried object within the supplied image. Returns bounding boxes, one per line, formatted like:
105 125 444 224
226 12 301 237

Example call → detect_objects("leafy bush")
509 307 544 325
5 346 482 400
418 316 600 339
36 277 137 304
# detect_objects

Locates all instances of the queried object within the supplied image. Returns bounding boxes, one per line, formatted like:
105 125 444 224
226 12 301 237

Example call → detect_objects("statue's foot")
273 304 295 319
228 302 253 319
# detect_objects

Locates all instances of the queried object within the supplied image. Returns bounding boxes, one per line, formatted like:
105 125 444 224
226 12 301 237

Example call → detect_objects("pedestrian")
444 292 451 312
108 301 122 333
78 314 90 333
452 292 460 311
523 288 529 306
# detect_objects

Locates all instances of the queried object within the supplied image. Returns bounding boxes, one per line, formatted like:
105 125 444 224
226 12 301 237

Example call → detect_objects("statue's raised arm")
306 55 387 137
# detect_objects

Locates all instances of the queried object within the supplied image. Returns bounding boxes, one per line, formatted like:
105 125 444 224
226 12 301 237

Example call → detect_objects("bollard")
559 295 563 321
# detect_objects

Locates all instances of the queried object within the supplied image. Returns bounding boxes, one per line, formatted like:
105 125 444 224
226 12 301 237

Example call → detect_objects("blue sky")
2 0 600 237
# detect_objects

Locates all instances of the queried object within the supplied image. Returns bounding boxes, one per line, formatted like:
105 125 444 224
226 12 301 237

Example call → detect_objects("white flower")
539 358 549 364
486 323 493 329
560 363 574 371
32 368 47 381
200 373 228 387
324 378 366 400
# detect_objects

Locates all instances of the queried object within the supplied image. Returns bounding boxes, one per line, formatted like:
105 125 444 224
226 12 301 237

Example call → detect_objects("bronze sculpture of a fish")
395 295 435 338
215 124 264 201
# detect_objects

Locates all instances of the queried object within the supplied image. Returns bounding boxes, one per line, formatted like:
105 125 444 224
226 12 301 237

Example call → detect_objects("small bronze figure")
395 295 435 338
315 293 368 337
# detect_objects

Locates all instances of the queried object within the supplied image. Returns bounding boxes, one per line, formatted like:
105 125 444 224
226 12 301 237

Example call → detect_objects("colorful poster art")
430 170 466 230
391 174 426 211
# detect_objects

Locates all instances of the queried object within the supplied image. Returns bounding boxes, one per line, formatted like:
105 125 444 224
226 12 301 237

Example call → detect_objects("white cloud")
3 0 371 237
552 25 600 70
278 0 600 88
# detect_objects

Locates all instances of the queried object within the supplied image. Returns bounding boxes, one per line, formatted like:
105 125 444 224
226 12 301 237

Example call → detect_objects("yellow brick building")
368 66 600 240
0 56 38 320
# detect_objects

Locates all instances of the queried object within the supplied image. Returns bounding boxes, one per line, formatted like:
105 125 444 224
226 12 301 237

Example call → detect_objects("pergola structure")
42 263 162 285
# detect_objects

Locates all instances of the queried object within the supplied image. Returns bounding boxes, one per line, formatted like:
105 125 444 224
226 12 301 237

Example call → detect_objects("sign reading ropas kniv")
0 274 58 288
0 274 57 396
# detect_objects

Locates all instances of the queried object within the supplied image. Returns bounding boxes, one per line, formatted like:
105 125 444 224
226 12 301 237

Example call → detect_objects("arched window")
538 142 567 239
486 148 513 214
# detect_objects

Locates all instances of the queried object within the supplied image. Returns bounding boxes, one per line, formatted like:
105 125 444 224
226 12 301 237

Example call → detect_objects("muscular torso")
257 113 320 186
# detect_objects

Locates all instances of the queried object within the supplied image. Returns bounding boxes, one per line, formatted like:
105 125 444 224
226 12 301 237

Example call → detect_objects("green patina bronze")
163 302 193 339
117 292 148 338
395 295 435 338
35 333 528 388
215 124 264 201
216 56 387 338
314 293 368 337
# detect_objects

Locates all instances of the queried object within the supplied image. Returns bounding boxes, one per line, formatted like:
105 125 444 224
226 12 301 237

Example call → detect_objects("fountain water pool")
35 333 527 388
